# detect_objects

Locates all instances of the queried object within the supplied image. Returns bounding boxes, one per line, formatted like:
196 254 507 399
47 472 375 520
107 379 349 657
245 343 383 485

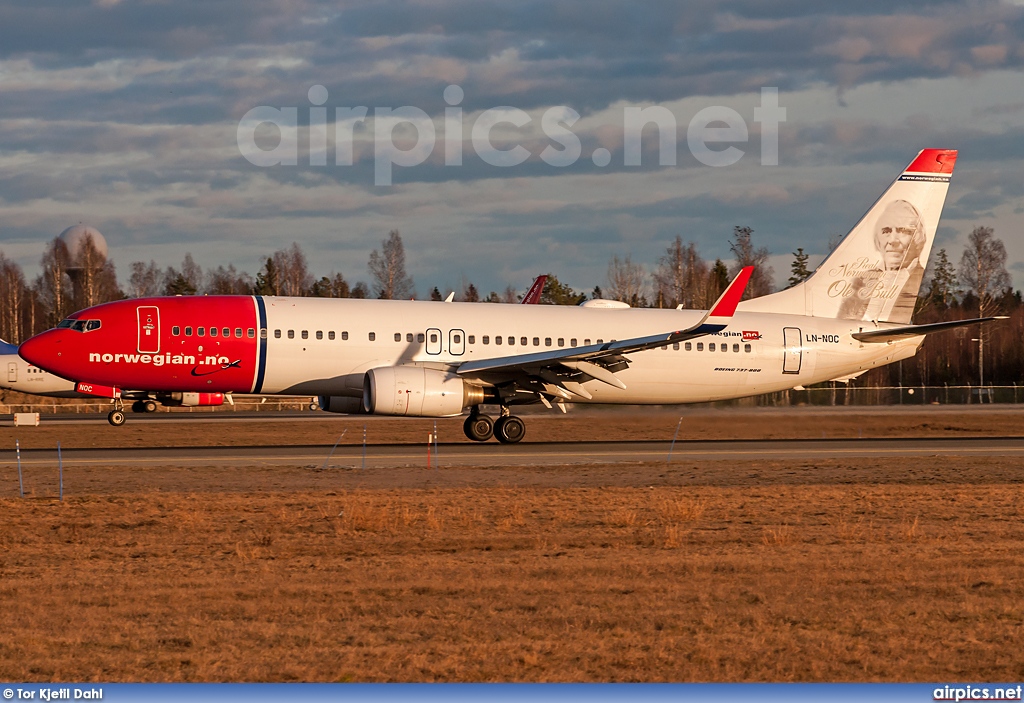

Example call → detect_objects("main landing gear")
131 400 158 413
463 407 526 444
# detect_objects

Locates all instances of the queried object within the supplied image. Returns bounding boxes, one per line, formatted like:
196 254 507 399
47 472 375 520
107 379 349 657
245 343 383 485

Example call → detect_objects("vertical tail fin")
739 149 957 323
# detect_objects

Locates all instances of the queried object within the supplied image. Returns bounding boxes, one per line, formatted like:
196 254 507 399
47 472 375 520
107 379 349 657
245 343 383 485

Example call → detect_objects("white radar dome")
58 224 108 267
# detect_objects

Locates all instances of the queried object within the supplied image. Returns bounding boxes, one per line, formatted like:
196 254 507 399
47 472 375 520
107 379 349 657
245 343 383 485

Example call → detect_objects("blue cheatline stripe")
254 296 268 393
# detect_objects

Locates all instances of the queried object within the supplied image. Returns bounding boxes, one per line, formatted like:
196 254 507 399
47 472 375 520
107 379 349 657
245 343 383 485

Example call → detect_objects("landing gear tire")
131 401 145 413
143 400 158 413
494 415 526 444
107 409 127 427
464 413 494 442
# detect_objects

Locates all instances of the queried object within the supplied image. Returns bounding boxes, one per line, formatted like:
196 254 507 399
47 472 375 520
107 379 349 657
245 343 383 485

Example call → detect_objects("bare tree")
607 255 648 306
35 237 73 326
0 252 25 343
368 230 414 299
729 226 774 299
273 243 312 296
206 264 254 295
654 237 709 308
129 261 163 297
960 226 1011 317
959 226 1011 387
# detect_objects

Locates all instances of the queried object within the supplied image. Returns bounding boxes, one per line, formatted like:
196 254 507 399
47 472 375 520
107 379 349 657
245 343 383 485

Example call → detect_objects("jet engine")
157 392 224 407
317 396 367 414
363 366 484 417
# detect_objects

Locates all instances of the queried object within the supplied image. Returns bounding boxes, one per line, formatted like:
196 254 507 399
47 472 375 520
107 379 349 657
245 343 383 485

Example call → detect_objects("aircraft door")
449 329 465 356
137 306 160 354
8 362 16 383
782 327 802 374
426 328 442 355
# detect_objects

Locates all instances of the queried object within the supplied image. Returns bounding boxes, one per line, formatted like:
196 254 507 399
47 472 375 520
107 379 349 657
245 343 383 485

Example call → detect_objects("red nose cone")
19 331 62 373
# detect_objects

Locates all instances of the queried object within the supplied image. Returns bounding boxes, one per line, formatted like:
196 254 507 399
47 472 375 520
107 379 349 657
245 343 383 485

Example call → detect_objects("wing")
851 316 1007 343
456 267 753 402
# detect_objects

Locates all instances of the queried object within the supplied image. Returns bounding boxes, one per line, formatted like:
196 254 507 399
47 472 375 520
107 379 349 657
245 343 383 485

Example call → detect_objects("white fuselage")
256 297 918 402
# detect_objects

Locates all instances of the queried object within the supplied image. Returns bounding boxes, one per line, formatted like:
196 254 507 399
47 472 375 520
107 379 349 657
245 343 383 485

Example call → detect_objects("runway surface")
4 436 1024 468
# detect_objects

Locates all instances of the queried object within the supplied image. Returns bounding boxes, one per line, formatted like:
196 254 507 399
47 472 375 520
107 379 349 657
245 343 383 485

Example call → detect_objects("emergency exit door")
782 327 802 374
137 306 160 354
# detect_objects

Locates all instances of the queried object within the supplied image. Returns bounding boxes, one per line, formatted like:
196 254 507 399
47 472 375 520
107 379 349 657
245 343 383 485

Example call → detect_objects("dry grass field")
1 408 1023 682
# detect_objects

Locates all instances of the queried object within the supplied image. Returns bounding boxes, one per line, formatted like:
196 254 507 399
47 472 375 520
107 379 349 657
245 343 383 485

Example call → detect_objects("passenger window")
532 337 539 346
557 338 564 346
274 329 281 339
673 342 679 350
301 330 308 339
197 327 205 337
570 338 577 347
234 328 242 338
394 333 401 342
597 339 603 344
210 327 218 337
721 344 727 352
369 332 376 341
697 343 704 351
247 328 255 338
454 334 462 344
260 328 267 339
545 338 551 347
342 331 348 341
584 339 591 345
468 335 475 344
185 326 193 336
406 333 413 342
328 331 335 340
521 337 528 346
222 327 230 337
709 343 715 351
733 344 739 352
316 331 323 340
661 345 667 350
430 333 438 343
416 333 424 343
744 343 751 353
483 336 490 345
288 330 295 339
685 342 692 351
86 320 101 331
508 337 514 345
495 336 502 345
172 326 180 336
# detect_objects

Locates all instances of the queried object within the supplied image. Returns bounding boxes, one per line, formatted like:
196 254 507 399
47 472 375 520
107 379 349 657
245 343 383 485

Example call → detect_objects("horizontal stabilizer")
852 316 1007 343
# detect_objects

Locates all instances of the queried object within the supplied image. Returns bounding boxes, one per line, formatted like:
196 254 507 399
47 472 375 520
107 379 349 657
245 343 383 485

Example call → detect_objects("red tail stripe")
906 149 957 174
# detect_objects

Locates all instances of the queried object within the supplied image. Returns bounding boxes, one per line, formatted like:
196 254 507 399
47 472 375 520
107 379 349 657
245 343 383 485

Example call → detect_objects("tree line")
0 225 1017 388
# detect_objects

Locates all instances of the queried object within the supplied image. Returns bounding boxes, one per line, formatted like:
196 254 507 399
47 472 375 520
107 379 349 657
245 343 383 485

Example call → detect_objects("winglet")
521 275 548 304
709 266 753 317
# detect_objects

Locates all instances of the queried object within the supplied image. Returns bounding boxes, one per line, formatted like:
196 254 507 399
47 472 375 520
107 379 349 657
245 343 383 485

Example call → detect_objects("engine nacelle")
158 392 224 407
363 366 484 417
318 396 367 414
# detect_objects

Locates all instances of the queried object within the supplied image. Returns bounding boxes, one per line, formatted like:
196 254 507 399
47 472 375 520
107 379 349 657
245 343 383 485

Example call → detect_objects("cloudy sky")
2 0 1024 297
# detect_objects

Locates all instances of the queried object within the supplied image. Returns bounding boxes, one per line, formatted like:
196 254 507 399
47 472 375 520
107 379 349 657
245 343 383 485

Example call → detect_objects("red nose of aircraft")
19 329 68 377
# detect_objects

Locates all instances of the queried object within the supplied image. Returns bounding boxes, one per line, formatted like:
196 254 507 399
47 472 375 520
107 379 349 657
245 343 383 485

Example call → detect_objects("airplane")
0 337 226 412
19 149 1004 440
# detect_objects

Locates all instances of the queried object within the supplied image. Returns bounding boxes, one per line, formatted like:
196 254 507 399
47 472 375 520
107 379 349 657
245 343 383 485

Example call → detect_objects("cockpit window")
59 318 101 332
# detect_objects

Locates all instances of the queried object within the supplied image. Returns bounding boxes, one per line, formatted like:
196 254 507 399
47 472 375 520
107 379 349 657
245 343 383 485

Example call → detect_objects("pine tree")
925 248 959 311
788 247 811 287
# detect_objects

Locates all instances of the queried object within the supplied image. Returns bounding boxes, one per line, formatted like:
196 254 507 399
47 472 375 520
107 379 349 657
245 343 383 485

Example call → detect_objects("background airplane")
19 150 1003 440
